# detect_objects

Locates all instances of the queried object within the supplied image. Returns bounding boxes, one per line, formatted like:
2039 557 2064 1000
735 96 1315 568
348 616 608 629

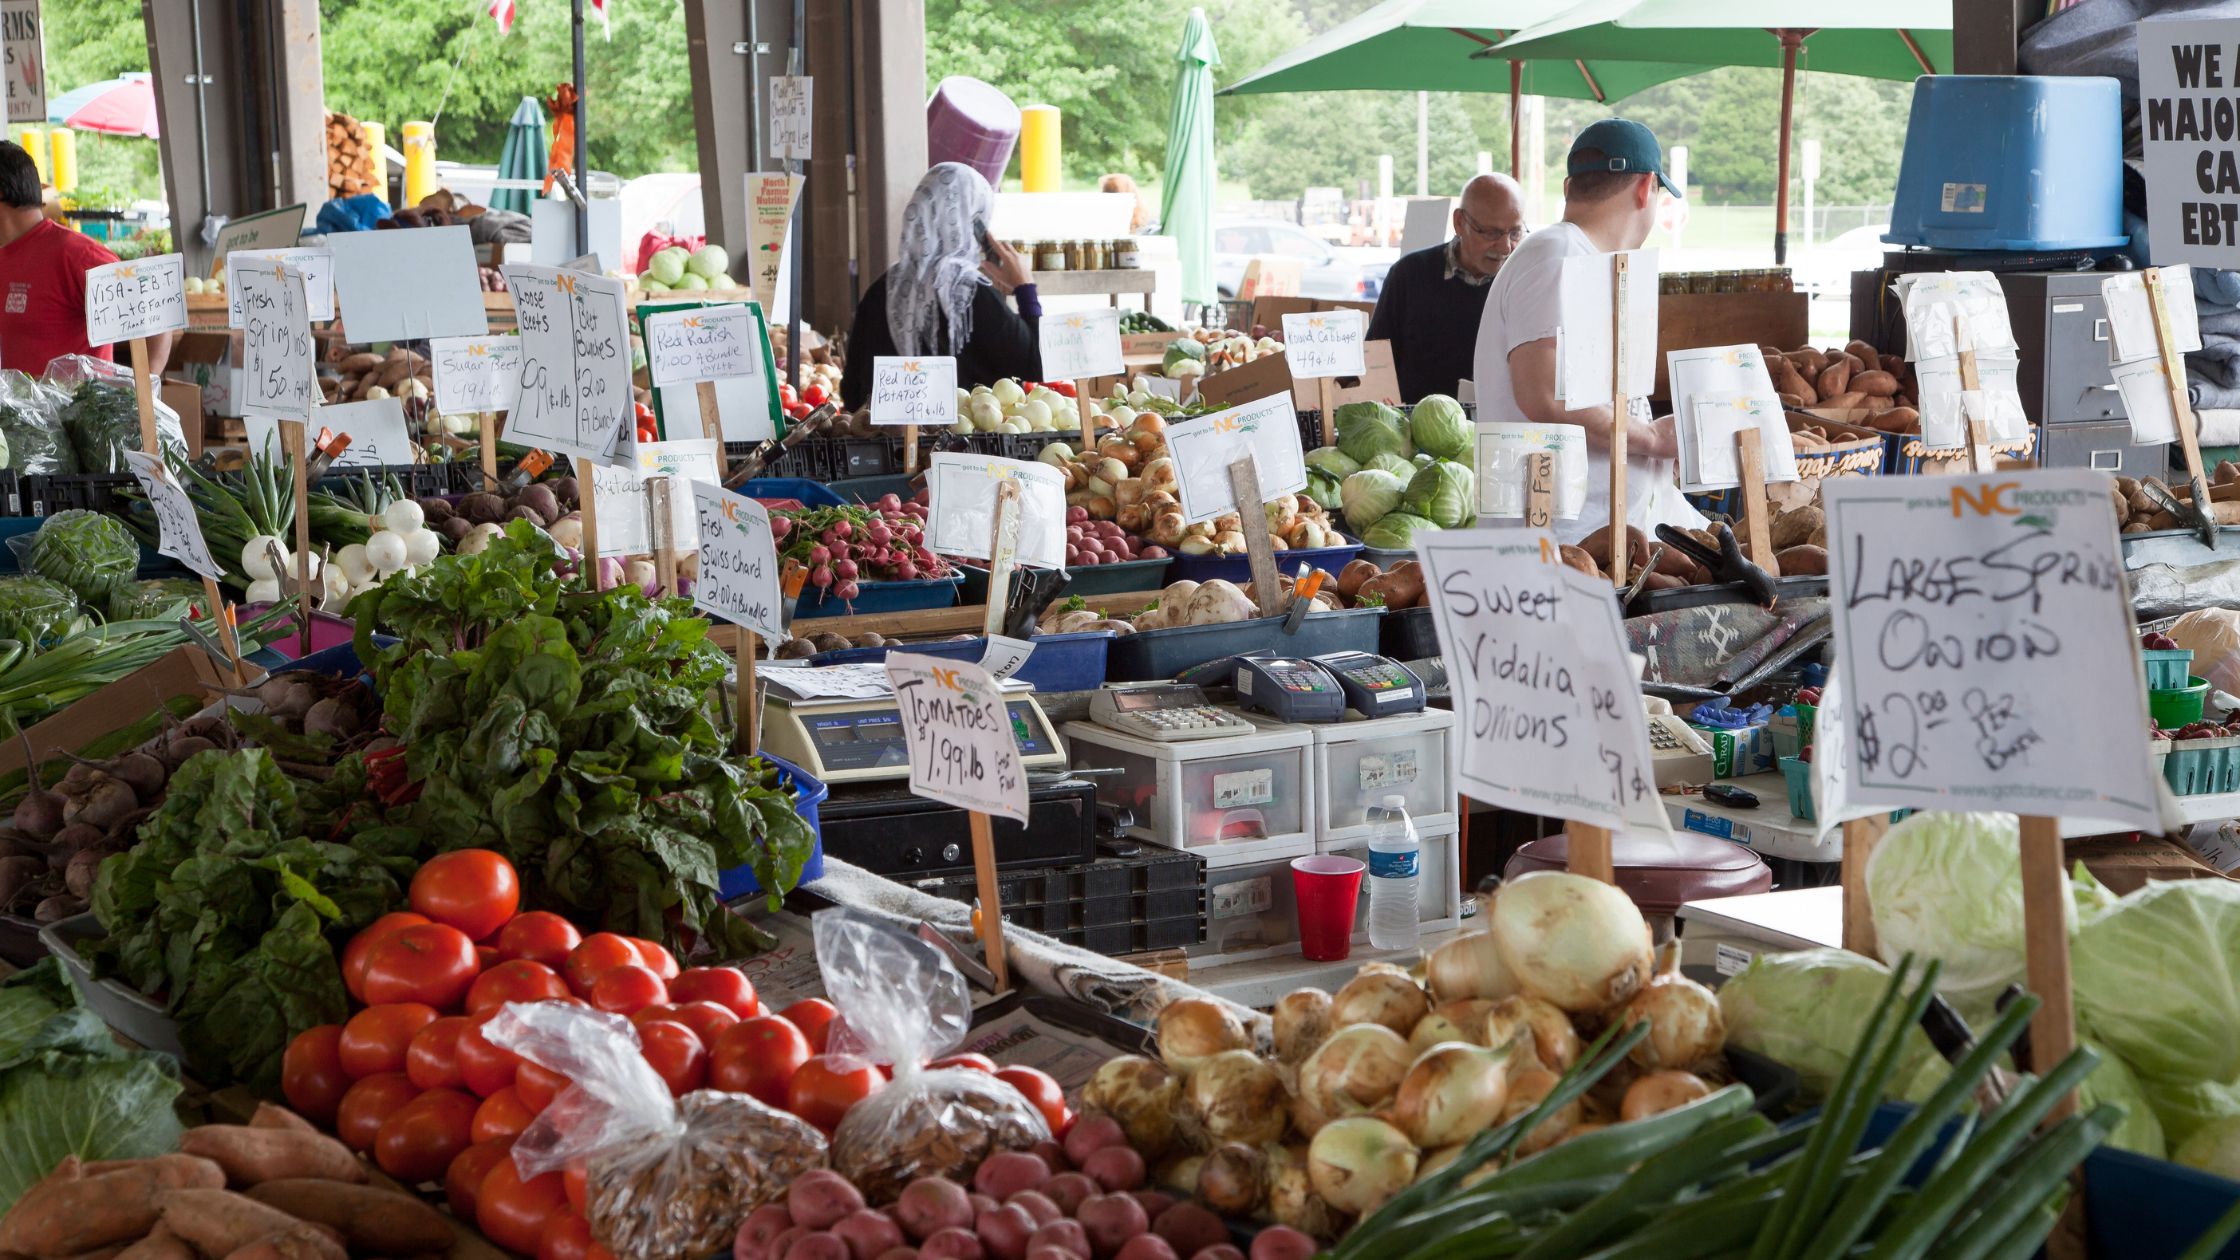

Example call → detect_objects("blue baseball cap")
1568 119 1682 199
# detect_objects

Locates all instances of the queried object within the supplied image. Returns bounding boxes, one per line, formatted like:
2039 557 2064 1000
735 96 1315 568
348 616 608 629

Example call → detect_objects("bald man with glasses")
1366 173 1525 403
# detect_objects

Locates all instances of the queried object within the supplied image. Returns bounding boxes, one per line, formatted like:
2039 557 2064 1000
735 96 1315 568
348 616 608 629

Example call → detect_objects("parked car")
1791 223 1894 302
1212 220 1395 303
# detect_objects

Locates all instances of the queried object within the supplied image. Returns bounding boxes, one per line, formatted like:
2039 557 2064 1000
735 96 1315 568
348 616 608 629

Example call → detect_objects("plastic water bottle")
1365 794 1421 951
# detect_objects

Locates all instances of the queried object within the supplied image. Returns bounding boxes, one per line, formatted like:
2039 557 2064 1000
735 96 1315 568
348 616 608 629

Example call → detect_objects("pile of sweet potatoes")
1763 341 1921 435
0 1104 453 1260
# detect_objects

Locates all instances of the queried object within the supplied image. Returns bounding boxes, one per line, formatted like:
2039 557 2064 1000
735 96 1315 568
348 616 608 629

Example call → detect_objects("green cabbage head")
1363 512 1437 551
2075 879 2240 1088
1866 811 2047 1020
1405 460 1475 528
1305 467 1344 513
2178 1116 2240 1180
1366 452 1417 478
1718 948 1949 1101
2077 1037 2167 1158
1305 446 1361 480
1335 400 1412 464
1340 469 1406 533
1410 393 1472 459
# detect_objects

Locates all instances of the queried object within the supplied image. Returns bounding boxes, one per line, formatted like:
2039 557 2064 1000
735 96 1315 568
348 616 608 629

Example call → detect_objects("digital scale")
761 685 1070 784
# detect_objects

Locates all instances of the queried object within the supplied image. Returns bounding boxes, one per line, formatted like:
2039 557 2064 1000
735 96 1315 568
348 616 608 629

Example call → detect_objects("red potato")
969 1194 999 1217
974 1205 1037 1260
1040 1173 1097 1217
1150 1205 1225 1260
876 1251 921 1260
1063 1115 1127 1168
765 1228 810 1260
734 1204 797 1260
1190 1248 1244 1260
895 1178 975 1243
975 1152 1051 1201
920 1229 986 1260
1113 1240 1176 1260
1026 1251 1078 1260
830 1209 905 1260
784 1235 853 1260
788 1170 866 1230
1248 1227 1317 1260
1030 1142 1071 1173
1026 1220 1090 1260
1082 1147 1145 1193
1076 1194 1150 1258
1127 1192 1175 1222
1006 1191 1061 1227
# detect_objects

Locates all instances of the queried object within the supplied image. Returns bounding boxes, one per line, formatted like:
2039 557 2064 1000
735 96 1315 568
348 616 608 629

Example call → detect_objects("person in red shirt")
0 141 171 377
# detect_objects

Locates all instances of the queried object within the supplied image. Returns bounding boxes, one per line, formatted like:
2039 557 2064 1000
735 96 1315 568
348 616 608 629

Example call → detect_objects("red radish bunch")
777 503 951 609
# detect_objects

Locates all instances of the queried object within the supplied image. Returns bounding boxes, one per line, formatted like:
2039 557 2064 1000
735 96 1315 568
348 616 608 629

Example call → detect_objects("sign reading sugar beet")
1823 471 2159 829
1416 530 1672 836
883 652 1028 824
2141 18 2240 265
431 335 522 414
691 481 784 643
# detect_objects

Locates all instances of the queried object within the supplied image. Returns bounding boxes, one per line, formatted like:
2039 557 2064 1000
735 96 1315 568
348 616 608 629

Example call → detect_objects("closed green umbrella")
1486 0 1950 261
1161 9 1223 310
491 96 548 215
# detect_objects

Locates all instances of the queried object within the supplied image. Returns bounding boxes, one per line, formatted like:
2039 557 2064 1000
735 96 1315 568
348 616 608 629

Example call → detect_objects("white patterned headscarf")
888 163 995 357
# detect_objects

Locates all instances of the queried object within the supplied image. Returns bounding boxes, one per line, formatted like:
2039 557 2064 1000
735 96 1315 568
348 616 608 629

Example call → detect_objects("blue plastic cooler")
1885 75 2127 251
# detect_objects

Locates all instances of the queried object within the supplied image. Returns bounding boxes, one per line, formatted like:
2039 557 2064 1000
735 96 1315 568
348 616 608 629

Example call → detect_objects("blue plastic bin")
1166 541 1364 586
792 572 963 620
717 752 828 899
744 477 846 508
809 629 1115 693
1886 76 2127 251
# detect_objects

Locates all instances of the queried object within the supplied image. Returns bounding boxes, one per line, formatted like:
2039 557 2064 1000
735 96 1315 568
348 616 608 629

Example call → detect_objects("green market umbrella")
1487 0 1950 261
1161 9 1222 310
1221 0 1711 172
491 95 548 215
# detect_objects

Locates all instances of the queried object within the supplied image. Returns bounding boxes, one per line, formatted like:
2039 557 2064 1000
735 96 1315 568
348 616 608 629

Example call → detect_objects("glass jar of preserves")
1115 238 1141 269
1036 241 1067 271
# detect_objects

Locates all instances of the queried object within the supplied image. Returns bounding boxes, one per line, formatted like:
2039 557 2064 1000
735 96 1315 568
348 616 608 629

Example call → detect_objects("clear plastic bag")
485 1002 828 1260
818 907 1052 1202
42 353 187 472
0 370 72 474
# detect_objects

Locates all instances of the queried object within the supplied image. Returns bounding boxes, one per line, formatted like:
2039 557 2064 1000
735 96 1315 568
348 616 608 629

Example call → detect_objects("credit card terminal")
1312 651 1427 716
1232 655 1348 723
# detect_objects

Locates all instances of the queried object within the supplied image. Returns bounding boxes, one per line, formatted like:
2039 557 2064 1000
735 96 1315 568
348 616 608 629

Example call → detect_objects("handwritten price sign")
501 264 633 464
431 336 522 414
771 76 813 161
870 356 958 426
1163 392 1308 524
122 450 222 582
1039 308 1124 383
233 257 316 423
1416 529 1672 836
884 652 1028 824
1824 471 2159 829
226 248 334 325
1281 310 1366 378
643 305 763 386
691 481 784 642
84 253 187 346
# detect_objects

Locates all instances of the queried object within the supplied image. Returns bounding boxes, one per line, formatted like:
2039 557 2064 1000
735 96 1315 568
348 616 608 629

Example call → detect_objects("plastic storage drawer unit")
1886 76 2127 251
1310 709 1457 843
1194 820 1460 965
1322 820 1464 946
1064 720 1317 867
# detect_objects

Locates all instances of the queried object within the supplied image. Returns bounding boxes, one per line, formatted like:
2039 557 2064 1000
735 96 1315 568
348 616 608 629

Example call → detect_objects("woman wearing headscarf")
841 163 1041 409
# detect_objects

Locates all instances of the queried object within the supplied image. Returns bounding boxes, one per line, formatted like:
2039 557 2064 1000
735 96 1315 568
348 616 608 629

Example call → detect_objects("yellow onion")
1622 1070 1712 1121
1195 1142 1268 1216
1426 930 1518 1004
1390 1041 1512 1148
1188 1049 1292 1147
1296 1024 1413 1137
1484 995 1582 1072
1265 1145 1339 1239
1332 967 1431 1038
1083 1054 1180 1157
1491 872 1653 1015
1157 1153 1205 1194
1413 1142 1467 1184
1274 988 1335 1065
1307 1116 1419 1216
1502 1067 1583 1155
1157 996 1251 1077
1622 974 1726 1071
1409 999 1495 1054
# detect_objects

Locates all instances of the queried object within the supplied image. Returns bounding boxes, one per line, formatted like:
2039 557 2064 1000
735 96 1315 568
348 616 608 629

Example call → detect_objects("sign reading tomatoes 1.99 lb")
882 652 1027 824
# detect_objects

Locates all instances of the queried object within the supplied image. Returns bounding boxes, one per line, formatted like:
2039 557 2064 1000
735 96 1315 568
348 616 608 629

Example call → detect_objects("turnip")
382 499 426 533
548 514 585 551
365 530 409 575
242 535 288 580
403 528 443 566
335 543 375 586
625 560 658 596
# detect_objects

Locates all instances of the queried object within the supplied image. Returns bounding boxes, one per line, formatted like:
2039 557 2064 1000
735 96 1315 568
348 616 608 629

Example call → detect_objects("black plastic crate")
0 471 25 517
999 432 1081 461
22 472 137 516
315 463 455 499
840 438 899 477
911 839 1207 943
1076 915 1203 954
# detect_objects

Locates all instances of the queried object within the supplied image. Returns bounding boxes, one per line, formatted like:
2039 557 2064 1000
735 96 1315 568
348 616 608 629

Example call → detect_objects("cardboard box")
167 330 245 418
1193 339 1403 416
0 645 248 780
159 381 204 458
1690 722 1773 779
1654 292 1810 398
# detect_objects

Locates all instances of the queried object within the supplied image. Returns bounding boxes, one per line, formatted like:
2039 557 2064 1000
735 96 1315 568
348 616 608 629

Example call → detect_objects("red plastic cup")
1291 855 1366 962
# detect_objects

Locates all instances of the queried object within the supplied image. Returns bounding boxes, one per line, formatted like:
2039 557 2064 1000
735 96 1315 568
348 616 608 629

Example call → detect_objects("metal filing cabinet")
2036 420 2167 478
2000 273 2125 426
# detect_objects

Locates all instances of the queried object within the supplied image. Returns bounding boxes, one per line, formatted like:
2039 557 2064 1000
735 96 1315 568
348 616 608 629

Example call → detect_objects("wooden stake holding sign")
2144 267 2219 545
128 338 162 457
282 420 315 653
1952 315 2000 475
1229 458 1285 618
982 480 1024 636
647 477 680 597
1735 427 1775 567
1838 814 1888 956
1523 451 1555 529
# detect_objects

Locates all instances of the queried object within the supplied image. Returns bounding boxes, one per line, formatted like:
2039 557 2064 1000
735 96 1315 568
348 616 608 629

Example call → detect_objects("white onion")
1156 1154 1204 1194
402 528 443 566
364 530 408 574
334 543 375 586
1413 1143 1466 1184
1409 999 1495 1054
1502 1067 1582 1155
241 535 287 581
1186 1049 1291 1147
1265 1145 1338 1240
1307 1116 1418 1216
1331 967 1431 1038
1296 1024 1412 1137
382 499 425 534
1426 931 1518 1004
1621 1070 1712 1121
1491 871 1653 1014
1484 995 1582 1072
1390 1041 1511 1148
1082 1054 1180 1158
1194 1142 1267 1216
1274 988 1335 1065
244 578 281 605
1157 996 1251 1077
1622 974 1726 1071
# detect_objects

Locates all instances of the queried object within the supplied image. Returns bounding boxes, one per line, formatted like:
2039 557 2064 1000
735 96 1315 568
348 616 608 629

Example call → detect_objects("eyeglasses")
1456 211 1526 244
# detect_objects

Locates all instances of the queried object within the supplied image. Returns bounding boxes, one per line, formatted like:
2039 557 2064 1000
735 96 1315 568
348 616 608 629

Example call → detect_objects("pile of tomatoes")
275 849 1073 1259
778 379 830 422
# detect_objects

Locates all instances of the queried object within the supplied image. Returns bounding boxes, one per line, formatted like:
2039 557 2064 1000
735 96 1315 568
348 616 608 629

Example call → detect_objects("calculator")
1313 651 1428 716
1088 683 1257 742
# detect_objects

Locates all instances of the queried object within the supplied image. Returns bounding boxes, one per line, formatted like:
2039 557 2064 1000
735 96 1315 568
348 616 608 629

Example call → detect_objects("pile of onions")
1081 1054 1180 1157
1265 1144 1337 1239
1622 973 1726 1071
1273 988 1334 1064
1195 1143 1267 1216
1307 1116 1419 1215
1409 998 1495 1053
1331 966 1431 1036
1389 1041 1511 1148
1502 1067 1584 1155
1623 1069 1713 1121
1156 996 1251 1075
1485 995 1582 1072
1426 929 1518 1004
1185 1049 1290 1146
1296 1024 1412 1137
1491 871 1654 1014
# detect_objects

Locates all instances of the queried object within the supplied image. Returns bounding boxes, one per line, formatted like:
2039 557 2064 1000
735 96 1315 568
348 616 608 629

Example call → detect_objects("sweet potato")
1845 340 1881 367
245 1105 316 1136
1557 544 1601 578
1788 347 1828 375
155 1192 343 1260
1768 357 1813 405
1775 544 1829 576
213 1232 343 1260
1579 524 1650 576
1771 506 1823 550
179 1127 364 1186
1816 360 1852 399
0 1156 226 1257
243 1183 453 1255
1334 559 1379 601
1641 572 1685 591
1821 391 1867 412
1880 353 1907 377
1852 370 1899 397
337 352 382 375
112 1226 194 1260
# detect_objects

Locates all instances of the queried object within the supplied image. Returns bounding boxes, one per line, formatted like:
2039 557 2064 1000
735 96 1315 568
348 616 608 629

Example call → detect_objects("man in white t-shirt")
1472 119 1701 545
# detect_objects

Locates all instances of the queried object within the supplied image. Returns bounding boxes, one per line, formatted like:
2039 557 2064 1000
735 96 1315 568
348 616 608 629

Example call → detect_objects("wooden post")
1840 815 1888 956
903 425 920 477
281 420 314 654
1524 451 1554 530
1953 316 1997 475
1076 387 1099 452
1564 819 1616 884
1736 428 1777 571
2145 268 2216 543
128 337 161 455
1229 457 1283 617
1318 377 1337 448
648 476 679 597
2019 814 2077 1117
1607 253 1631 588
696 379 723 441
735 631 759 755
984 480 1022 637
578 455 603 585
479 410 501 490
969 809 1010 989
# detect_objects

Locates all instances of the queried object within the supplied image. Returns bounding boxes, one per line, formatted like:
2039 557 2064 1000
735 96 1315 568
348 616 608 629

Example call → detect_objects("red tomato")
338 1003 440 1079
444 1136 515 1220
708 1016 810 1108
376 1086 479 1183
563 933 643 996
636 1021 709 1097
668 967 758 1018
281 1025 351 1123
497 912 584 970
361 923 480 1011
405 1015 474 1091
515 1059 572 1112
563 1161 588 1214
587 964 667 1017
996 1065 1068 1134
477 1156 570 1254
658 1000 741 1047
801 383 830 407
786 1056 882 1133
476 945 502 972
928 1052 998 1074
778 998 837 1053
538 1212 617 1260
456 1013 521 1097
472 1086 539 1144
335 1072 421 1152
410 849 522 942
342 912 430 1003
628 938 680 981
467 960 571 1018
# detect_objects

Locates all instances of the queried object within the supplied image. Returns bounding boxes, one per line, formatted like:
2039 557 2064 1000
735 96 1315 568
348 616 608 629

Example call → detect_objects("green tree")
1230 89 1486 200
23 0 162 206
